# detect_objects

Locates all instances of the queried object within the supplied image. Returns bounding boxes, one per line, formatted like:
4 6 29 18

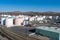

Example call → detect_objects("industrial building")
0 15 31 27
0 14 60 27
1 14 60 40
35 26 60 40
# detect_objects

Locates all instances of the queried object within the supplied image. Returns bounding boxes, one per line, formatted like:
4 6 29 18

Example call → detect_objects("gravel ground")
0 34 8 40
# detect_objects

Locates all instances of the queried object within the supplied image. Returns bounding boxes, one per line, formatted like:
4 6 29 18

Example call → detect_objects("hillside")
0 12 60 16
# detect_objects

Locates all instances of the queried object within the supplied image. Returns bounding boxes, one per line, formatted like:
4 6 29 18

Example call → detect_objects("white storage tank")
23 20 29 26
15 17 24 26
36 16 44 21
29 17 36 21
5 17 14 27
1 18 6 25
24 16 29 21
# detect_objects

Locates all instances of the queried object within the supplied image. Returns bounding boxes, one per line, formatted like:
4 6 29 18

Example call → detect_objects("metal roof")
36 26 60 33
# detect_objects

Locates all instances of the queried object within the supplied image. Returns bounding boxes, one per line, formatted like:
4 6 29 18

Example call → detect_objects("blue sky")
0 0 60 12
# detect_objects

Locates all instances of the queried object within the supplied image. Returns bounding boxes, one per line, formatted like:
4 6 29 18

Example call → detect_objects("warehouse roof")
36 26 60 33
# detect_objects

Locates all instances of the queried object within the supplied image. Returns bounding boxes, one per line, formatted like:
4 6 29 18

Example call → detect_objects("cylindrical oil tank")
29 17 35 21
1 18 6 25
23 21 29 26
24 16 30 21
15 17 24 26
5 17 14 27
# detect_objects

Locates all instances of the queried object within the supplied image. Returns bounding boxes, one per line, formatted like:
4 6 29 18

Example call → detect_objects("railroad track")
0 25 38 40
